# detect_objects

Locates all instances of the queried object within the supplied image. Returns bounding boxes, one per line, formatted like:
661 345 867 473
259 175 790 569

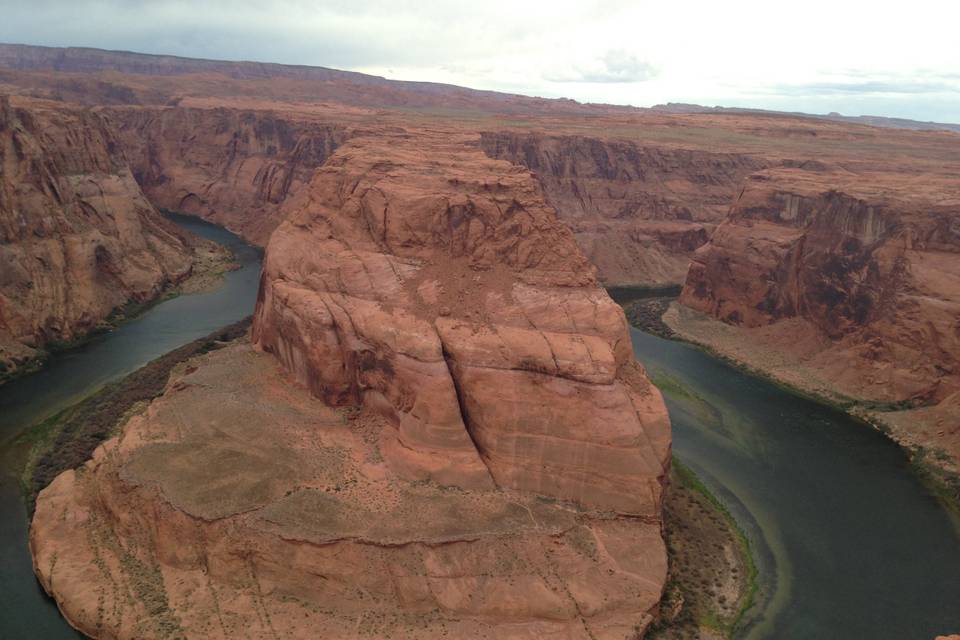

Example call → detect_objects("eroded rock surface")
253 130 671 514
0 96 196 380
103 106 350 245
676 167 960 468
32 129 671 639
480 132 766 286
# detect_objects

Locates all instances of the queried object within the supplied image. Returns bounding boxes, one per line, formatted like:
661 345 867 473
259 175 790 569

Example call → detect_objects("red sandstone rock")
678 167 960 467
480 132 766 286
31 127 671 639
252 129 671 514
0 96 196 378
102 105 349 246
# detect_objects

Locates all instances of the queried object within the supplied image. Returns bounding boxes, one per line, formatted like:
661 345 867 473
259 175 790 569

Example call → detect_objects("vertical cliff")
253 129 671 513
102 106 349 245
480 131 767 286
676 167 960 466
0 97 195 381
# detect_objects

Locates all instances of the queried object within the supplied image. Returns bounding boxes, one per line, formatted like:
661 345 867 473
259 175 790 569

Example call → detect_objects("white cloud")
544 50 658 84
0 0 957 121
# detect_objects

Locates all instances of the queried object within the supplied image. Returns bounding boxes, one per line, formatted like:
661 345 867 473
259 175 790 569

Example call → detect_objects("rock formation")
31 128 672 639
675 167 960 467
0 96 197 381
480 132 766 286
102 106 349 245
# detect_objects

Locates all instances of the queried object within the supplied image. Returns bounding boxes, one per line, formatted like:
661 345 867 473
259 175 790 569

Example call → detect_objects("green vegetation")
17 318 252 514
674 459 759 635
649 458 758 639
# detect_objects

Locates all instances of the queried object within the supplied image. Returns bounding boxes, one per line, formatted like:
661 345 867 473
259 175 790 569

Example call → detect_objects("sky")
2 0 959 122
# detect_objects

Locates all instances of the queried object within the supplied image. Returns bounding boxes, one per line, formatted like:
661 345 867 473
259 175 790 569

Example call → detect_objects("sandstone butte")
0 95 204 379
673 166 960 474
30 129 673 639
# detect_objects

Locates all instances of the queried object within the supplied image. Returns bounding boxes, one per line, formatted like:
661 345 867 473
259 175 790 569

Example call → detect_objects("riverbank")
0 226 237 389
13 317 753 640
15 318 251 514
652 459 756 639
629 299 960 515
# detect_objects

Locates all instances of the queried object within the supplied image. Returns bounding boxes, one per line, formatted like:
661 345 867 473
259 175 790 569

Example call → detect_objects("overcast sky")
3 0 959 122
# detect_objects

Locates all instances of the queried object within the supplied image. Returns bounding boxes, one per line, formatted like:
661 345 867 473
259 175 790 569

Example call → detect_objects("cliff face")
102 106 349 245
31 128 672 639
253 130 671 512
677 168 960 464
480 132 767 286
0 97 195 380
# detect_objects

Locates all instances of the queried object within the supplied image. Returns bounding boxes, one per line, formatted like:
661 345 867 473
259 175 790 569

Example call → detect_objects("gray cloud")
758 69 960 97
545 49 658 84
0 1 956 122
770 81 958 96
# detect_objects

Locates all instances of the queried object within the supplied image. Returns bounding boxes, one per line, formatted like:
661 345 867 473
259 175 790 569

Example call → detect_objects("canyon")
0 94 216 382
673 166 960 476
0 43 956 639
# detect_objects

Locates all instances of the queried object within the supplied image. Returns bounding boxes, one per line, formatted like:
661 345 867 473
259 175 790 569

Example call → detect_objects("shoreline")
619 293 960 516
651 458 758 639
15 318 252 514
0 229 237 390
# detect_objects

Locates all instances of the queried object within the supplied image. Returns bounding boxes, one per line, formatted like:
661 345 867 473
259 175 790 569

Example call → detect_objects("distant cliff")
675 167 960 470
102 105 349 245
480 131 766 286
0 96 196 381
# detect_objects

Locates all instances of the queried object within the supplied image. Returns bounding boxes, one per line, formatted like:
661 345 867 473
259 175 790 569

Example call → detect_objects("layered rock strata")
0 96 196 380
676 167 960 467
32 129 672 639
102 106 350 245
480 132 767 286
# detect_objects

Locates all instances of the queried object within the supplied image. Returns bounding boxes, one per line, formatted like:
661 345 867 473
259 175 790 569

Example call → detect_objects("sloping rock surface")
252 129 671 514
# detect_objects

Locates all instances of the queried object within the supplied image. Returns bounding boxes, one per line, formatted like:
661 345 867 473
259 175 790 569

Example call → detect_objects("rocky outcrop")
31 128 672 639
101 106 350 245
253 130 671 513
676 167 960 467
480 132 767 286
0 96 196 380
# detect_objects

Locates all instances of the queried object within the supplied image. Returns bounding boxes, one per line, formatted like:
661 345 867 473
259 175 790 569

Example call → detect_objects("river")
0 237 957 639
0 213 261 639
618 293 960 639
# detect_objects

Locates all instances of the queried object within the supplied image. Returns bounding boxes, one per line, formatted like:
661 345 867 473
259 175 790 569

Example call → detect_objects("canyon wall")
480 131 767 286
675 167 960 465
0 96 196 381
102 106 350 245
31 128 672 639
